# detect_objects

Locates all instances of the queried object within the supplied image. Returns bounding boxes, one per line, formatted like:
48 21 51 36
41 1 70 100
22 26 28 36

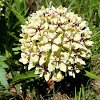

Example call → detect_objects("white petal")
44 72 51 81
47 30 55 38
72 42 83 49
30 54 39 62
76 58 86 65
85 40 94 46
39 56 46 65
60 15 66 23
56 27 63 33
60 52 69 60
40 44 51 52
28 62 35 70
69 57 74 64
19 57 28 64
48 62 56 72
41 35 48 43
68 71 73 76
53 34 63 44
52 71 64 82
52 44 60 52
74 33 81 41
59 62 66 72
49 25 57 31
34 67 44 75
79 21 86 28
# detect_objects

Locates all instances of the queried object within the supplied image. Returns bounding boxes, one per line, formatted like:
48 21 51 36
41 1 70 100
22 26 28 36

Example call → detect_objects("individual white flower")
68 71 75 78
34 67 44 77
28 62 35 70
19 53 29 64
52 71 64 82
85 40 94 46
19 6 93 82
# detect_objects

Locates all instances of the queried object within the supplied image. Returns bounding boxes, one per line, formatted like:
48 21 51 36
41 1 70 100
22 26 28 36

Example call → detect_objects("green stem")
6 49 9 58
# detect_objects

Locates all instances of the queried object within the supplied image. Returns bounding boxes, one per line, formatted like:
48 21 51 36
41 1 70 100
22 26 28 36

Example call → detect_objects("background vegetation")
0 0 100 100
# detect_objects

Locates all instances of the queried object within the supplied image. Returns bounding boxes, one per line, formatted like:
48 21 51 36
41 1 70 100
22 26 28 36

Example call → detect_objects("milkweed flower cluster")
0 0 4 16
19 6 93 82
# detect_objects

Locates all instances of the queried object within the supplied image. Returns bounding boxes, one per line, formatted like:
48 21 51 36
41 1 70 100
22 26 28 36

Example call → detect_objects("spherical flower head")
19 5 94 82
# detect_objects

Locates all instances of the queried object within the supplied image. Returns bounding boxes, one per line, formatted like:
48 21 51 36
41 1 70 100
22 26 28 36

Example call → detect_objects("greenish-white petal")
59 62 66 72
48 62 56 72
28 62 35 70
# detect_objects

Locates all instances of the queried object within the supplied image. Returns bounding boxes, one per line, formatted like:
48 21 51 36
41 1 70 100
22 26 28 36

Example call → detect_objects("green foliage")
0 56 9 89
12 70 40 82
84 70 100 81
0 56 8 68
91 54 100 60
0 67 9 89
8 5 26 24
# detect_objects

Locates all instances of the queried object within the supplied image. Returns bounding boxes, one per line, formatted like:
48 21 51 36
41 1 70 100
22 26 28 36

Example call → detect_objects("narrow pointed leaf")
84 70 100 81
98 3 100 18
12 70 40 82
90 31 100 40
10 6 26 24
0 67 9 89
91 54 100 60
4 2 26 24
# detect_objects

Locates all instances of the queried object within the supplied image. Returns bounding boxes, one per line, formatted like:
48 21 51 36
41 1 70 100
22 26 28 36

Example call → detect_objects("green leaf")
9 33 19 41
81 84 85 100
12 47 21 51
91 54 100 60
14 52 20 55
91 69 100 74
93 27 100 31
5 3 26 24
90 31 100 40
75 87 77 100
12 70 40 82
0 62 9 68
78 87 81 100
98 3 100 18
10 5 26 24
0 56 8 68
0 67 9 89
67 0 76 11
15 0 23 13
0 56 7 62
84 70 100 81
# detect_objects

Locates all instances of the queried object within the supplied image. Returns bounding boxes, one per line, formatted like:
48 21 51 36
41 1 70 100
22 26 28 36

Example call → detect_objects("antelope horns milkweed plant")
19 5 94 82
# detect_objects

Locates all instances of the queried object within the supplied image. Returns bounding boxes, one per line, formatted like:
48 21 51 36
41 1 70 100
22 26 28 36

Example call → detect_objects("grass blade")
75 87 77 100
10 5 26 24
90 31 100 40
67 0 75 11
84 70 100 81
3 2 26 24
91 54 100 60
78 87 81 100
81 84 85 100
66 94 71 100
